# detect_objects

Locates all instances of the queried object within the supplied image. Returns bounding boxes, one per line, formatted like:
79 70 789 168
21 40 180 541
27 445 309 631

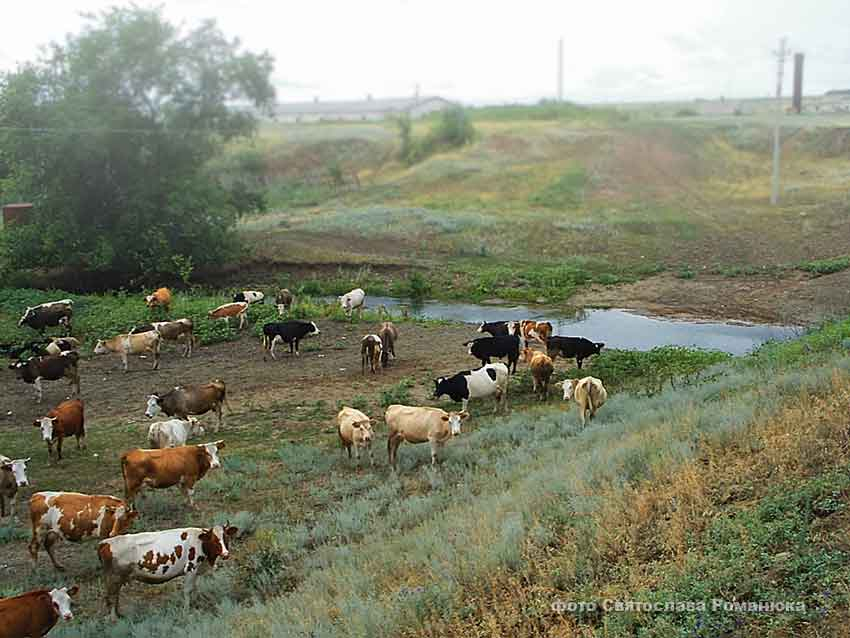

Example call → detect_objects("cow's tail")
119 454 130 500
585 383 595 414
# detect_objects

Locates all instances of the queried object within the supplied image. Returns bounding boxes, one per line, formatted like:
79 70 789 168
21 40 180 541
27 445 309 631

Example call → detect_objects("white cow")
336 407 374 466
147 417 205 449
385 405 469 470
338 288 366 317
559 376 608 426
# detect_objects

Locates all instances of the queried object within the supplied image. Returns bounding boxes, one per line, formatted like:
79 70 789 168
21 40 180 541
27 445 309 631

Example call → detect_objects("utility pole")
771 37 789 205
557 38 564 102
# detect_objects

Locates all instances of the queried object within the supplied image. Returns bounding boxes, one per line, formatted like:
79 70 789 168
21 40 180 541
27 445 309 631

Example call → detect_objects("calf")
98 523 237 618
145 380 228 431
378 321 398 367
94 331 161 372
233 290 265 304
208 301 248 330
477 321 510 337
0 586 78 636
18 303 73 335
361 334 382 374
44 337 80 356
546 336 604 368
262 321 320 360
34 399 85 462
433 363 509 413
28 492 137 571
522 348 554 401
147 417 204 449
120 441 225 509
386 405 469 471
275 288 294 316
464 335 520 374
560 376 608 426
336 407 374 466
0 455 30 519
339 288 365 317
144 287 172 313
10 351 80 402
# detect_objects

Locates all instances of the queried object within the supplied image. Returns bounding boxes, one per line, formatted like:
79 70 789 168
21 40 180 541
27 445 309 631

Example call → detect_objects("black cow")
9 352 80 402
463 335 520 374
546 336 605 368
476 321 510 337
18 305 73 335
262 321 320 360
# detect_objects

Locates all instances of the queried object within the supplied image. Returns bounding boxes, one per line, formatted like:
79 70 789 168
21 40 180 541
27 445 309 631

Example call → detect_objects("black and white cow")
546 336 605 368
464 335 520 374
262 321 320 359
433 363 509 413
233 291 265 304
9 352 81 402
18 301 73 334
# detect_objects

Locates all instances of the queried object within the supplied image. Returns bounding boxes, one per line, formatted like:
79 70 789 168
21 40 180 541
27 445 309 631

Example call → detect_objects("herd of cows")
0 286 609 635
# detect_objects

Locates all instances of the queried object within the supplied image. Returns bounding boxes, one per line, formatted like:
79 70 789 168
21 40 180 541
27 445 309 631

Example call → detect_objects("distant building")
274 95 456 123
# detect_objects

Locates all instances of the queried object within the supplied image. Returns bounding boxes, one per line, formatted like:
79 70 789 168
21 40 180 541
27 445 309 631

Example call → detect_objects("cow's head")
351 418 374 444
594 342 605 354
187 416 205 438
106 506 139 537
477 322 485 333
34 416 57 442
559 379 577 401
48 585 78 622
307 321 320 336
144 294 155 307
1 457 30 487
144 394 162 418
442 410 469 436
432 377 448 399
202 440 225 469
93 340 109 355
200 523 238 566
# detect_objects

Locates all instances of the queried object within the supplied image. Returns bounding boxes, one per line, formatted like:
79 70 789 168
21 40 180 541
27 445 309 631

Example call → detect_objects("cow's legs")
576 357 584 369
77 433 87 450
238 312 246 330
104 574 124 620
461 398 469 413
430 440 444 466
56 437 63 461
183 571 198 611
367 442 374 467
121 352 129 372
388 434 401 470
152 342 160 370
34 377 43 402
44 531 64 570
269 336 278 360
294 338 300 357
0 494 6 518
27 528 40 563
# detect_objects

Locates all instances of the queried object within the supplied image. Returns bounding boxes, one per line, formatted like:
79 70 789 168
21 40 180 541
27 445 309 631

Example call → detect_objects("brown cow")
208 302 248 330
0 456 30 519
516 320 553 346
120 441 224 509
275 288 294 316
336 407 374 466
145 287 172 313
34 399 85 462
522 348 554 401
28 492 138 570
145 380 229 431
378 322 398 367
361 334 382 374
386 405 469 471
0 586 78 637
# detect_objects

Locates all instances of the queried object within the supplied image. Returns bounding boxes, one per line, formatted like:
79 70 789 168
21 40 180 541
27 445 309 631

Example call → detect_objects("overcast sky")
2 1 849 104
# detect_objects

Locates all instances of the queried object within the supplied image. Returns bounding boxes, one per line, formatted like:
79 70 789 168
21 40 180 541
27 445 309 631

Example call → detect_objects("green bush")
798 256 850 275
380 377 415 407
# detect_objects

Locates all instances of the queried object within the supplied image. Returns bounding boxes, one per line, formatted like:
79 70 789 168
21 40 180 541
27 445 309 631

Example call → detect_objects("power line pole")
557 38 564 102
771 36 789 205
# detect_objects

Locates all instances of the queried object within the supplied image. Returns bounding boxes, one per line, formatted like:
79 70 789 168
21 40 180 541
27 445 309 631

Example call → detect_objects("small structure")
274 95 456 123
2 203 33 227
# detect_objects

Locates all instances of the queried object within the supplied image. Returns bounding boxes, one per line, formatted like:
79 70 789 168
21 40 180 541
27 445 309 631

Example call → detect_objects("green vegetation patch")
529 166 586 210
798 256 850 276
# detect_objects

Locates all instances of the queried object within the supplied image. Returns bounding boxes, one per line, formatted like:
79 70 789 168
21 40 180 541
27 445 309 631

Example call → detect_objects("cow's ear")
459 411 470 419
225 526 238 537
67 585 79 597
32 420 40 428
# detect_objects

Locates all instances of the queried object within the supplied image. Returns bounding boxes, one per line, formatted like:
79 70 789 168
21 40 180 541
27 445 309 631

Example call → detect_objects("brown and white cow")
515 320 553 346
385 404 469 471
94 331 161 372
145 380 228 431
28 492 138 571
378 321 398 367
33 399 85 462
336 407 374 466
144 287 172 313
361 334 382 374
120 441 225 509
559 376 608 426
0 455 30 519
9 352 80 402
0 586 78 636
207 301 248 330
522 348 555 401
275 288 294 316
149 319 195 357
98 523 237 619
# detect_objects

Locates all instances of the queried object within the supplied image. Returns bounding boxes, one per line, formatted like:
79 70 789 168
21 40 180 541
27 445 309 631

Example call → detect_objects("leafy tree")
0 6 275 282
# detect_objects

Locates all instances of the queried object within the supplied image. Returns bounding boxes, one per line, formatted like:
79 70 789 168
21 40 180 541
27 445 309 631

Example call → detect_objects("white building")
274 95 456 123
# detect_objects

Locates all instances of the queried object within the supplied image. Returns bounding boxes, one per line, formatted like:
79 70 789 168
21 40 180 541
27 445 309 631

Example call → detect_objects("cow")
147 417 205 449
208 301 249 330
433 363 509 413
34 399 85 463
546 336 605 369
275 288 294 316
261 321 320 360
361 334 382 374
144 287 172 313
145 380 229 431
378 322 398 367
28 492 138 571
10 352 80 402
336 407 374 467
18 302 73 335
477 321 510 337
522 348 554 401
559 376 608 426
338 288 365 317
141 319 195 357
0 586 78 636
0 455 30 519
233 290 265 304
120 441 225 510
98 523 237 619
385 405 469 471
44 337 80 356
516 320 553 346
94 331 161 372
464 335 520 374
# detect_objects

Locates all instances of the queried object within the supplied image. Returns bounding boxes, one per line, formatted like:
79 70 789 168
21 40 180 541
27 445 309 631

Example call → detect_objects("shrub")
380 377 415 407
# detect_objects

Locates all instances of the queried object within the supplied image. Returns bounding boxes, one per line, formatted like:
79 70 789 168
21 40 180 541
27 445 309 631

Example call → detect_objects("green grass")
529 166 586 209
799 256 850 276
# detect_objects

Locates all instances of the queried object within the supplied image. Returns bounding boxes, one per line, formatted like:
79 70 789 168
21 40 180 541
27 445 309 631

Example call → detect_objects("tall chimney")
792 53 804 114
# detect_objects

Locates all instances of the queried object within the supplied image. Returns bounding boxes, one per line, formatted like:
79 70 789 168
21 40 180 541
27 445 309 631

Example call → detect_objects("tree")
0 6 275 282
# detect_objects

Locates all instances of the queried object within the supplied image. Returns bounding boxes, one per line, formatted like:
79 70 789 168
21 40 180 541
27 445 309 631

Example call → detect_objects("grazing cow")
433 363 509 413
34 399 85 462
143 319 195 357
147 417 205 449
546 336 605 369
261 321 320 360
385 405 469 470
94 331 161 372
0 455 30 519
18 301 73 335
145 380 228 431
338 288 366 317
10 352 80 402
0 586 78 636
361 334 382 374
44 337 80 356
208 301 249 330
522 348 554 401
559 377 608 426
233 290 265 304
28 492 137 571
98 523 237 619
464 335 520 374
336 407 374 466
378 322 398 367
120 442 225 509
477 321 510 337
275 288 294 316
144 287 172 313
